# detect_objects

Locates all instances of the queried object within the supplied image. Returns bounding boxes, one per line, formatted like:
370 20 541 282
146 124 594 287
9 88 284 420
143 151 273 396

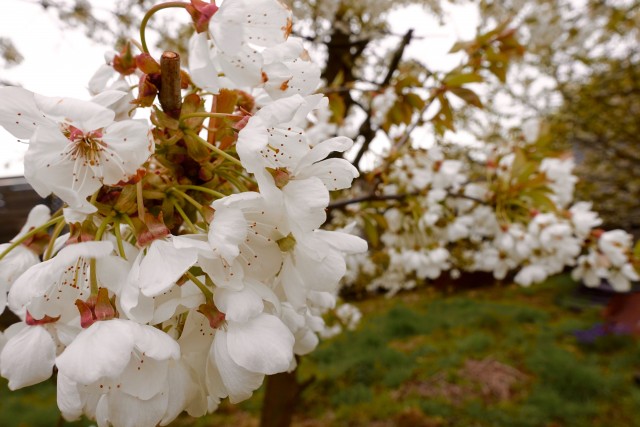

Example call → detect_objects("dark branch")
352 29 415 170
328 192 416 210
328 189 488 211
381 29 413 86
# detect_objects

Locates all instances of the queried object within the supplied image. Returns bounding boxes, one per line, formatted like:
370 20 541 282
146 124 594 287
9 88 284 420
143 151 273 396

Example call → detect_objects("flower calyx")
186 0 219 33
267 167 291 189
75 287 118 329
112 42 137 76
197 302 226 329
67 219 98 245
25 310 60 326
134 212 171 247
18 228 51 256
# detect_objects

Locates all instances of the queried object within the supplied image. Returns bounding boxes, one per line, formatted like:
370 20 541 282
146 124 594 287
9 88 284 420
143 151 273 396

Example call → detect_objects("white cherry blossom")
0 87 152 212
55 319 182 427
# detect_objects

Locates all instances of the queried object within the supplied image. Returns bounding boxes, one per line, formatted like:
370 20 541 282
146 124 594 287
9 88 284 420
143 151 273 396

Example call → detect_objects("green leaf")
405 93 426 110
449 87 483 108
362 215 379 248
449 40 472 53
443 72 484 87
328 93 346 125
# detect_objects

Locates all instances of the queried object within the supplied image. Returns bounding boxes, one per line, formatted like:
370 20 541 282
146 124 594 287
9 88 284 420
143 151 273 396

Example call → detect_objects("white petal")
188 33 222 93
57 373 84 421
56 319 135 384
0 87 53 138
299 136 353 166
210 329 264 403
104 391 167 427
214 286 264 323
101 119 153 184
160 360 199 425
119 356 169 399
138 239 199 297
277 256 307 308
91 90 127 109
132 322 181 361
34 93 114 131
282 177 329 232
315 229 368 254
297 158 359 190
88 64 116 95
14 204 51 240
0 325 56 389
208 207 248 263
226 313 294 375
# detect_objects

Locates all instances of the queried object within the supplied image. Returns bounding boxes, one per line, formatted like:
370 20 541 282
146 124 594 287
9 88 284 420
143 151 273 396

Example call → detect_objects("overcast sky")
0 0 478 178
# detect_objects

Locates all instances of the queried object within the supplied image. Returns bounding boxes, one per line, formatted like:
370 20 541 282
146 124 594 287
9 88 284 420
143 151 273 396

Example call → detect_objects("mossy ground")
2 274 639 426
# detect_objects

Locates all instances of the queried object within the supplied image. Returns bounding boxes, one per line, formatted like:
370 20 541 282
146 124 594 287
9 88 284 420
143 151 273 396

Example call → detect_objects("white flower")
237 95 358 190
540 157 577 208
189 0 292 91
56 319 181 427
598 229 633 267
207 312 294 403
569 202 602 238
514 264 548 287
262 37 320 99
572 250 604 287
0 87 152 212
608 264 640 292
8 241 117 322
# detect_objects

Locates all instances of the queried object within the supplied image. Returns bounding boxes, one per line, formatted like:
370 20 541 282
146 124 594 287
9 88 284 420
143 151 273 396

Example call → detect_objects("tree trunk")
259 369 300 427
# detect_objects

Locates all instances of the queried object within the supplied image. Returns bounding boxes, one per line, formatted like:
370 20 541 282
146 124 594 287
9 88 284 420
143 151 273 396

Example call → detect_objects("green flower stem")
136 181 145 221
43 219 67 261
185 271 213 302
140 2 189 54
113 219 127 260
90 214 114 296
0 216 64 261
171 198 198 233
175 185 226 199
169 187 204 210
122 214 137 235
217 169 249 192
185 129 243 167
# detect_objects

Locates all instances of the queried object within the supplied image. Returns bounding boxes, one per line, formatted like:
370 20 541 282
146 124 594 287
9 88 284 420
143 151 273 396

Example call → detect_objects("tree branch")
328 192 417 210
352 29 415 170
328 189 488 211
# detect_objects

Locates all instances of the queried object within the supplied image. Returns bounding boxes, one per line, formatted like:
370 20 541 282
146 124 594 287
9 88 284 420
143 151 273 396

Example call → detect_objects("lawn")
2 274 640 426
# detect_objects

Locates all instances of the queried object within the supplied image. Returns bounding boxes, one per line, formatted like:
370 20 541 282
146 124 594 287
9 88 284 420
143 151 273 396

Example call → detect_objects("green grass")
3 274 640 426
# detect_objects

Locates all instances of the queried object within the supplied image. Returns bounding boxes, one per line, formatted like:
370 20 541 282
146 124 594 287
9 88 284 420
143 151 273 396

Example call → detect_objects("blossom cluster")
0 1 366 425
337 138 639 296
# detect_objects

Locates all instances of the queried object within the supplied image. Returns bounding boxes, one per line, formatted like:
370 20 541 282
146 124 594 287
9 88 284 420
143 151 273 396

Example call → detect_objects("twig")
159 51 182 119
328 192 417 210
